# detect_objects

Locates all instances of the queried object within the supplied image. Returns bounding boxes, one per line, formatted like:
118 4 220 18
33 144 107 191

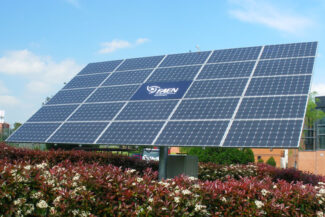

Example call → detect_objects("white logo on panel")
146 86 179 96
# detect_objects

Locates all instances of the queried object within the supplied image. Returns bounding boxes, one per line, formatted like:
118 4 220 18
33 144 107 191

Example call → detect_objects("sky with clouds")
0 0 324 125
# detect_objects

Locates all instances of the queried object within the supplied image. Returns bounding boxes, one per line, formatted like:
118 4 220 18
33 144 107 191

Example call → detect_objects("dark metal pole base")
158 146 168 180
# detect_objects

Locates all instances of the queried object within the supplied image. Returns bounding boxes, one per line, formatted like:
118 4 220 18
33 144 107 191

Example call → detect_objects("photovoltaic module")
7 42 317 148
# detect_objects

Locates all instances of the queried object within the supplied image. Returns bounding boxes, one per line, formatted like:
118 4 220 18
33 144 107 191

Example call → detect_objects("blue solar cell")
48 122 108 144
103 69 152 86
64 74 109 89
254 58 315 76
117 55 164 71
47 88 95 105
147 65 201 83
172 98 239 120
223 120 302 147
185 78 248 98
198 61 255 79
208 46 261 63
27 105 78 122
156 121 229 146
6 123 60 142
97 122 164 145
236 96 307 119
78 60 123 75
116 100 178 120
159 51 211 67
69 103 124 121
246 75 311 96
261 42 317 59
87 85 139 102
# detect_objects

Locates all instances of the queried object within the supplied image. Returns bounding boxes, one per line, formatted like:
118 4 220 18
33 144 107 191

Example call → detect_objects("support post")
158 146 168 180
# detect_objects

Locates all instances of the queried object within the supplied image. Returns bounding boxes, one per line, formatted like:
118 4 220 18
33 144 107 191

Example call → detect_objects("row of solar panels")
63 57 314 90
45 75 311 105
79 42 316 75
28 95 307 122
10 119 302 147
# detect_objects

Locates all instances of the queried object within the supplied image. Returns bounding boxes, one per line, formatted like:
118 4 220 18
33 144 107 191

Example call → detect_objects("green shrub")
266 156 276 167
257 158 264 163
187 147 254 165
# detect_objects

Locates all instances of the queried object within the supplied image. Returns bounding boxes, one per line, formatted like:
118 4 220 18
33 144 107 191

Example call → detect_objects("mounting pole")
158 146 168 180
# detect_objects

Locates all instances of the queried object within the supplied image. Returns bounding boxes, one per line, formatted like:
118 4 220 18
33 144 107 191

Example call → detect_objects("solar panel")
69 103 124 121
87 85 139 102
78 60 122 75
48 122 108 144
103 69 153 86
64 73 109 89
97 122 164 145
28 105 78 122
147 65 201 82
198 61 255 79
159 51 210 67
47 88 95 105
7 42 317 148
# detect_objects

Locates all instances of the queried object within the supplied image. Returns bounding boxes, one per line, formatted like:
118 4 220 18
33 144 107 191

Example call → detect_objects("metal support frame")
158 146 168 180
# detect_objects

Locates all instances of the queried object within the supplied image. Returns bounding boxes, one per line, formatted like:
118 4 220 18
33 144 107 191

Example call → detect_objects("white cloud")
0 95 20 107
99 40 131 54
311 83 325 96
99 38 150 54
0 50 83 94
0 80 9 94
136 38 149 45
228 0 314 34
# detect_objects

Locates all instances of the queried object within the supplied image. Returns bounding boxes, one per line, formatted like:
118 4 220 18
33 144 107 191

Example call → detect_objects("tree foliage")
184 147 254 164
266 156 276 167
305 92 325 128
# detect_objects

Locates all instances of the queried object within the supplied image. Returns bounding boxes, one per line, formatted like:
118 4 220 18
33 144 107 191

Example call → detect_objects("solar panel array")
7 42 317 148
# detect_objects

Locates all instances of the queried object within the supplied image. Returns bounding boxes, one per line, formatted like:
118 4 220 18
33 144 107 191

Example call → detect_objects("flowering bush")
0 142 158 173
1 159 325 216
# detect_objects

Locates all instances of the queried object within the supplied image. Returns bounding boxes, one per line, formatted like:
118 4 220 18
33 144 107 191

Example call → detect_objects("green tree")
185 147 254 165
12 122 22 132
266 156 276 167
305 92 325 128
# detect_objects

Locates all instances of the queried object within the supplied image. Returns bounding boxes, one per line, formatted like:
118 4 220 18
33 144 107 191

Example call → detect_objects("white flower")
24 204 34 215
36 200 48 209
53 196 62 206
181 189 191 195
148 198 153 203
318 182 325 186
174 197 180 203
193 184 200 189
147 206 152 211
158 181 170 188
162 207 167 211
50 207 56 214
13 198 26 206
317 211 324 217
126 169 136 174
319 200 323 205
31 192 42 199
273 185 277 189
36 162 47 169
24 165 31 170
137 177 143 183
132 183 136 186
175 190 180 194
319 189 325 194
301 185 306 189
261 189 270 196
188 176 197 181
72 209 79 216
255 200 264 209
221 197 227 202
73 174 80 181
195 204 206 212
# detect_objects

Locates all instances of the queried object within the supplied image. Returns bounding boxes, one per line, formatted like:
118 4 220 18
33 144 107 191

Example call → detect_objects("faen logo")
146 85 179 96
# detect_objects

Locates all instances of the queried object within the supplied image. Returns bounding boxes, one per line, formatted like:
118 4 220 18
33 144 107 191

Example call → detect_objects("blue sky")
0 0 324 125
